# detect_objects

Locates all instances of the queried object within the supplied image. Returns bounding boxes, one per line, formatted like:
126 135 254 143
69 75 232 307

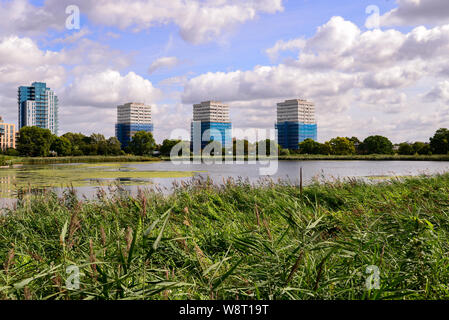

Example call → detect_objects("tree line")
297 129 449 155
2 126 449 157
2 127 157 157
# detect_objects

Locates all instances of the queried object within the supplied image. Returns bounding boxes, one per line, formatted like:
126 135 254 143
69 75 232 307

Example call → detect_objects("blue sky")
0 0 448 143
40 0 399 82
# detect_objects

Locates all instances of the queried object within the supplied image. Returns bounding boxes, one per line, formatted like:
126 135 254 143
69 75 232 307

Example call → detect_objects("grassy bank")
277 154 449 161
3 154 449 166
1 174 449 300
164 154 449 161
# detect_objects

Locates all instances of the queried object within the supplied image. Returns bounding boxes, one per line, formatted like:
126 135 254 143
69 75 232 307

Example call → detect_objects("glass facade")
191 121 232 150
276 122 318 150
115 123 154 148
18 82 58 134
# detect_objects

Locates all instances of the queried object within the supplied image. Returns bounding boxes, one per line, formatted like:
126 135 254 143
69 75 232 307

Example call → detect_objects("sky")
0 0 449 144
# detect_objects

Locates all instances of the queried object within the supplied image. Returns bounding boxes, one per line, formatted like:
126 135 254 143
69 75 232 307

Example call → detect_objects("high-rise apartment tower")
275 99 317 150
191 101 232 150
18 82 58 134
115 102 153 147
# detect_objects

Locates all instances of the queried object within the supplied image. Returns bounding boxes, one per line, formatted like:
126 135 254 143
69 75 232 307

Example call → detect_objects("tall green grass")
1 174 449 300
9 154 449 165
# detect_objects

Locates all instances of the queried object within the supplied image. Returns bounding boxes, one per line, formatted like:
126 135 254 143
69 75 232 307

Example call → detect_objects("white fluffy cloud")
84 0 284 44
148 57 181 74
60 69 162 137
182 16 449 141
0 36 66 84
0 35 68 126
381 0 449 26
0 0 284 44
424 81 449 103
184 17 449 102
64 70 162 108
0 34 161 137
0 0 64 36
265 38 305 61
2 1 448 143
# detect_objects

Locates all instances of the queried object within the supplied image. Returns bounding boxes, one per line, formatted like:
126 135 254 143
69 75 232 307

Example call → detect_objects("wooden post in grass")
300 166 303 196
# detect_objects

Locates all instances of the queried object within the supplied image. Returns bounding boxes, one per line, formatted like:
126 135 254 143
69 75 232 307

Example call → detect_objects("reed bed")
1 174 449 300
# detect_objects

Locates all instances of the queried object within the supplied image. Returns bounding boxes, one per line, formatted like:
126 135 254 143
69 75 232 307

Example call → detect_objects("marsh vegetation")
1 174 448 300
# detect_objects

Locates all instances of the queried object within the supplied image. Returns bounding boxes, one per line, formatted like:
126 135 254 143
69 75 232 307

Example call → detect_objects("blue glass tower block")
115 123 154 148
191 122 232 150
276 122 317 150
18 82 58 134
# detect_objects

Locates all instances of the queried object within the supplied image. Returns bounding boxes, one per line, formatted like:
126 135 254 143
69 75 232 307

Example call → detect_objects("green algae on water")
0 163 200 196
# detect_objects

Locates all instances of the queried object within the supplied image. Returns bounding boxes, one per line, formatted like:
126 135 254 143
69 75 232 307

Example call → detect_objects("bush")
361 135 394 155
5 148 19 157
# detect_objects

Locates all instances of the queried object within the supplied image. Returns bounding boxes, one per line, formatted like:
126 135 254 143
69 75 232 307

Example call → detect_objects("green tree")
128 131 156 156
233 140 250 156
204 140 222 156
347 136 362 154
398 143 413 155
51 136 72 156
430 128 449 154
328 137 356 155
412 142 431 155
160 139 181 156
256 140 279 156
17 126 55 157
90 134 108 155
361 135 394 155
106 137 122 155
5 148 20 157
298 138 322 154
62 132 89 156
320 142 332 155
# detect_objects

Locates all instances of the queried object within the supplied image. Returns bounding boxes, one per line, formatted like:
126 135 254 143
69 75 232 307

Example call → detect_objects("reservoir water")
1 160 449 208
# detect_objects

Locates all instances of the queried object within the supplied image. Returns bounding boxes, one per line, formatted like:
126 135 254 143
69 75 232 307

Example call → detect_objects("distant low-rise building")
0 116 16 151
275 99 317 150
191 101 232 150
115 102 153 148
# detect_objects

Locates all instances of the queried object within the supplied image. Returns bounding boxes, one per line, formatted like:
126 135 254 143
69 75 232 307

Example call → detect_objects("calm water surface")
1 160 449 208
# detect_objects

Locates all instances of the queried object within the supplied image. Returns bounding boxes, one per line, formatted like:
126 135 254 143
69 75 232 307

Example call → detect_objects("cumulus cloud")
381 0 449 27
0 35 68 124
63 69 162 108
424 81 449 103
148 57 181 74
1 2 448 143
0 34 159 136
265 38 305 61
183 17 449 106
0 36 66 86
84 0 284 44
181 16 449 141
358 90 408 114
0 0 64 37
0 0 284 44
52 28 91 44
58 69 163 137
